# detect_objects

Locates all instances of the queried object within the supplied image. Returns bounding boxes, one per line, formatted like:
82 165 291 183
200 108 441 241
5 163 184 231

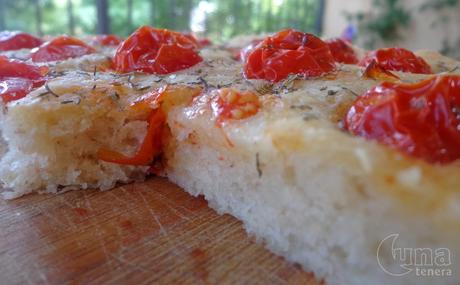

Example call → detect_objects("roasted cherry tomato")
345 75 460 164
0 31 43 51
244 29 336 82
237 39 263 62
113 26 202 74
94 34 123 46
211 88 261 125
0 56 48 103
325 38 358 64
0 78 34 103
98 109 166 165
98 85 202 166
362 59 400 82
359 47 432 74
0 55 48 82
31 35 96 62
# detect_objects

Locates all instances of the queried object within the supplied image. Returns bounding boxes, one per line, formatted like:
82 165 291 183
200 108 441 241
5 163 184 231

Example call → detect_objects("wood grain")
0 177 322 285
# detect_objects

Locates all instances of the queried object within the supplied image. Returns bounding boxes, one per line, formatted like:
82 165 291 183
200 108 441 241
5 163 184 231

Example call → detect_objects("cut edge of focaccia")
163 78 460 285
162 51 460 285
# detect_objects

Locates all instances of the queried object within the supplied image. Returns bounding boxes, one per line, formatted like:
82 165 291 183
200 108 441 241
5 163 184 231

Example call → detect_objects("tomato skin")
97 109 166 166
238 39 263 62
210 88 261 125
0 31 43 51
94 34 122 46
0 56 48 103
31 35 96 62
345 75 460 164
0 78 34 103
325 38 358 64
0 55 48 82
359 47 432 74
113 26 203 74
244 29 335 82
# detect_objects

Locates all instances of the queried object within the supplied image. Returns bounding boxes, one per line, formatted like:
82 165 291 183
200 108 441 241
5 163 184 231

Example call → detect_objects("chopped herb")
327 90 338 96
290 104 312 110
256 153 262 178
153 77 163 83
274 74 302 94
319 86 327 91
303 113 318 121
92 84 97 91
341 86 359 97
198 76 209 90
93 66 97 78
110 92 120 101
447 66 459 73
256 84 274 95
136 86 151 91
76 71 91 77
60 98 81 105
45 83 59 97
216 83 232 89
127 74 138 89
37 91 51 97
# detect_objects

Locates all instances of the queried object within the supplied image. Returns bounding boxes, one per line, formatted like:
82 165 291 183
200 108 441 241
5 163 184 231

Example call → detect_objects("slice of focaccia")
1 27 459 285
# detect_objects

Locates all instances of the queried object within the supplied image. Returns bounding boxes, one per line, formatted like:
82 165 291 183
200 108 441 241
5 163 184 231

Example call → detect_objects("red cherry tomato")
345 75 460 164
359 47 432 74
31 35 96 62
0 78 34 103
244 29 336 82
0 31 43 51
238 39 263 62
0 56 48 103
0 55 48 82
113 26 203 74
94 34 123 46
210 88 261 125
325 38 358 64
98 109 166 165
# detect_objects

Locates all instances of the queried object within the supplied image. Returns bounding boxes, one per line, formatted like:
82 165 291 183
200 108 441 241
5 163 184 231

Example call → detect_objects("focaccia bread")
0 27 459 285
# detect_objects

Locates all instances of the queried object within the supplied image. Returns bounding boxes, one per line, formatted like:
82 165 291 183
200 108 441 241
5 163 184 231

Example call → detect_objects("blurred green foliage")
346 0 411 48
0 0 322 41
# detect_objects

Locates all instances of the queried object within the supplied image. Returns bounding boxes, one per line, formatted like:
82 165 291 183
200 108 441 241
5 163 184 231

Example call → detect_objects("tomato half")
113 26 203 74
0 55 48 82
359 47 432 74
0 31 43 51
31 35 96 62
210 88 261 125
0 56 48 103
244 29 336 82
238 39 263 62
345 75 460 164
0 78 34 103
97 109 166 165
325 38 358 64
94 34 123 46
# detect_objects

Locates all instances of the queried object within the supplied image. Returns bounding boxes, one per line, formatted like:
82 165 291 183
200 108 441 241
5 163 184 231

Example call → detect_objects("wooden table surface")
0 177 321 285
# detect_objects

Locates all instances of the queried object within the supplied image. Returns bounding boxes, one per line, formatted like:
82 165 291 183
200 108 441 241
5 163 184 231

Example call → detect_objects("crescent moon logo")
377 233 413 276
